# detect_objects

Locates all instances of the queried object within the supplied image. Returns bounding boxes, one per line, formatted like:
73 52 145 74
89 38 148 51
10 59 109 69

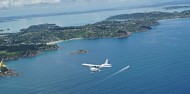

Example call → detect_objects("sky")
0 0 189 17
0 0 183 9
0 0 61 9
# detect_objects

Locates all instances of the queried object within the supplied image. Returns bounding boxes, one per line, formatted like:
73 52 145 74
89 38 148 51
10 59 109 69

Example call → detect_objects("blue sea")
1 17 190 94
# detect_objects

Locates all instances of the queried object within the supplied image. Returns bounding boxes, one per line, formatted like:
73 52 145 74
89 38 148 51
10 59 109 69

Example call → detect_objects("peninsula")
164 5 190 10
0 10 190 60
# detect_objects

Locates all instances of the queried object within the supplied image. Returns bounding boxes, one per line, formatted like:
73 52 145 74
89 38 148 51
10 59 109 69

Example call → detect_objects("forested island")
0 28 10 32
0 10 190 60
164 6 190 10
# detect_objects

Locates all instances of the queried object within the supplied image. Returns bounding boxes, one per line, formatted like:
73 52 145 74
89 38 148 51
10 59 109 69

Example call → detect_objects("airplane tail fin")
104 59 109 64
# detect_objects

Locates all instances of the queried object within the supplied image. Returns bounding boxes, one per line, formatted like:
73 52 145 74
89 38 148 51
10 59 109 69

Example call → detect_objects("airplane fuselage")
90 67 100 72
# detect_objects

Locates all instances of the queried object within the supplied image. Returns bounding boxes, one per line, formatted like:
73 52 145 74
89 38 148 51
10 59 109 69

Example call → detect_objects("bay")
1 18 190 94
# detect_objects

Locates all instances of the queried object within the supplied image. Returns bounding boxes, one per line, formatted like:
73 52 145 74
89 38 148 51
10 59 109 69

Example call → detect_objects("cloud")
0 0 61 9
0 0 182 10
30 0 61 4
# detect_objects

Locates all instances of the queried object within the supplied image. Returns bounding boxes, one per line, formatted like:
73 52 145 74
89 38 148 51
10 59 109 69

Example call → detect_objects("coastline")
1 10 190 61
46 38 83 45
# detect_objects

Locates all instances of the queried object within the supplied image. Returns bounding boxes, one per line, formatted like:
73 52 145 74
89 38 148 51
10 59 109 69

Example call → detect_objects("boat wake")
108 65 130 78
94 65 130 85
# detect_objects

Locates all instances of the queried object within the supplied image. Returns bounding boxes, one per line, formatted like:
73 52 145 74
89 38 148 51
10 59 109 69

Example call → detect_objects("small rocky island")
0 60 20 77
0 69 20 77
0 29 4 32
70 50 88 54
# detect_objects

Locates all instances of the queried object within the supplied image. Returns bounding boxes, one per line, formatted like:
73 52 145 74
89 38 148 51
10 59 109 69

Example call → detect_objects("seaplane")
82 59 112 73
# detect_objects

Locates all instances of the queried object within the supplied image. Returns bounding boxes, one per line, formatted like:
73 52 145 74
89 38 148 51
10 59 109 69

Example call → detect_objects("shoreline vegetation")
0 10 190 60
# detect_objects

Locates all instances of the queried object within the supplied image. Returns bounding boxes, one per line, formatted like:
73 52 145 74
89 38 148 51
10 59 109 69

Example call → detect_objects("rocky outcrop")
0 68 20 77
70 50 88 54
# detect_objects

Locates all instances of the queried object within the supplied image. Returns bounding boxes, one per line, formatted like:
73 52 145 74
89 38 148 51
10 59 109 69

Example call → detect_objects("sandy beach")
46 38 82 45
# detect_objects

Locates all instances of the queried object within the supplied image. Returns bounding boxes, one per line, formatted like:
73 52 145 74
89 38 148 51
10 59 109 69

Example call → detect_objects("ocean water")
1 18 190 94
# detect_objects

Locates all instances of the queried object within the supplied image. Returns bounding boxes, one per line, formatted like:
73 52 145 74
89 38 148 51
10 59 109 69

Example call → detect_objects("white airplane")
82 59 112 73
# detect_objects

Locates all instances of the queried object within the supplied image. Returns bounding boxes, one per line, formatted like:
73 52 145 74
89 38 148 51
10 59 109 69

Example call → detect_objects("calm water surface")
1 18 190 94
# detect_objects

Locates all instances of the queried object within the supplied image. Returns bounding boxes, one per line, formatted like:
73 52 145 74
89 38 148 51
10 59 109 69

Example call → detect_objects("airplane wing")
82 63 101 67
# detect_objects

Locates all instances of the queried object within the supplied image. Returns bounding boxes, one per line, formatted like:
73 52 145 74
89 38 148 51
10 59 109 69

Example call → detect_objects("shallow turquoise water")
1 18 190 94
